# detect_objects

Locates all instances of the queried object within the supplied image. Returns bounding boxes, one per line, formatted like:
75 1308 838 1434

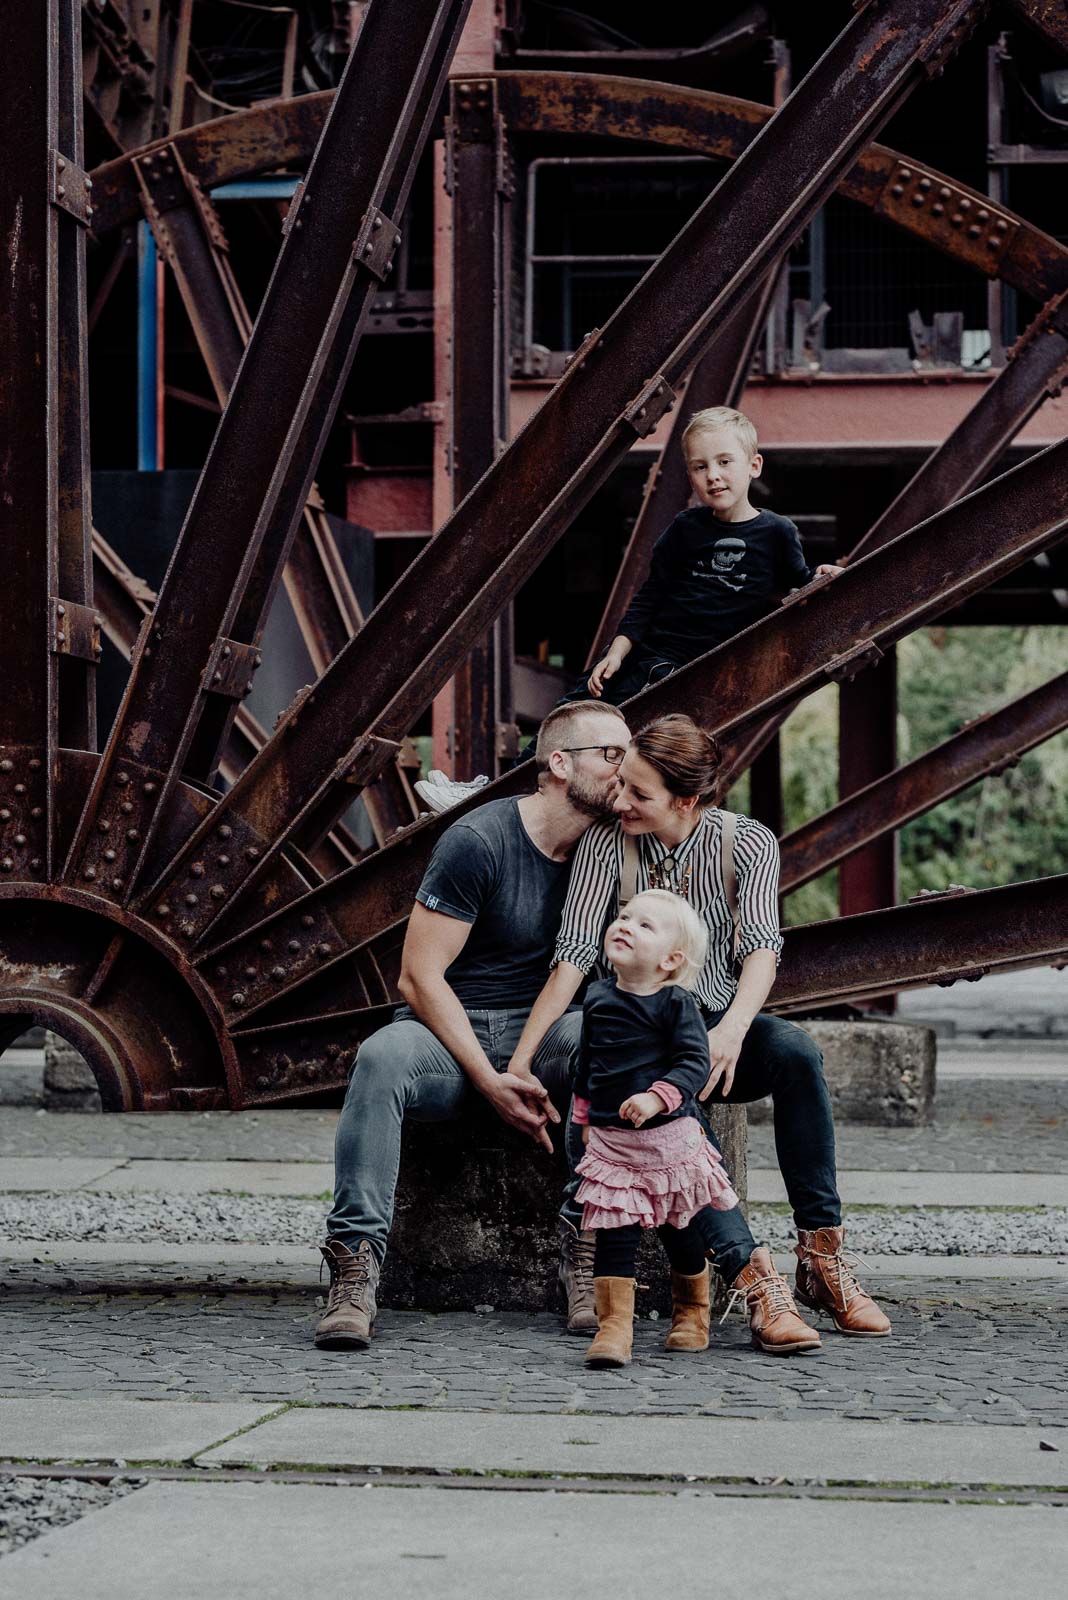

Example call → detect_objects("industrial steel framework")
1 0 1066 1109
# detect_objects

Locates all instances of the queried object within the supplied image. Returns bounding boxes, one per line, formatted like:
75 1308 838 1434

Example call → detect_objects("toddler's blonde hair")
620 889 708 991
681 405 758 461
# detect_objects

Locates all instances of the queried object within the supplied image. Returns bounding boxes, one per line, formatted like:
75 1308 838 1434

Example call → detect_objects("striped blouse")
553 809 783 1012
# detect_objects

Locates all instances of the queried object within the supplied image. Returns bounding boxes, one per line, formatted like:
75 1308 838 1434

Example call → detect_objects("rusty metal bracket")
51 599 102 663
624 375 677 439
337 733 403 786
135 145 228 253
823 639 884 683
353 208 402 282
202 638 262 701
50 151 93 227
875 162 1016 266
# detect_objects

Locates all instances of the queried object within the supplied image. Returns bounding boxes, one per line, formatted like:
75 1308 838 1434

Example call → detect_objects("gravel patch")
1 1192 1067 1256
748 1205 1068 1256
0 1474 144 1558
0 1192 327 1246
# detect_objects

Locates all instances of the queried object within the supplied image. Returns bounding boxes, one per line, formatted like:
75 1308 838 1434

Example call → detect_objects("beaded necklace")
645 814 703 901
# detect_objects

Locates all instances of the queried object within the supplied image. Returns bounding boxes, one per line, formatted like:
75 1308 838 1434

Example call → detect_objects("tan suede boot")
584 1277 635 1368
558 1218 598 1334
664 1266 710 1352
315 1238 379 1350
727 1256 822 1355
795 1226 892 1337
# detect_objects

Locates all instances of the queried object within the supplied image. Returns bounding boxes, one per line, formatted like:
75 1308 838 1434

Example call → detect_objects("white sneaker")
413 773 490 814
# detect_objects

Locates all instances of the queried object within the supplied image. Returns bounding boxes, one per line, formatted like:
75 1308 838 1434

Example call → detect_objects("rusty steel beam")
625 438 1068 742
585 269 779 671
1008 1 1068 55
131 140 416 838
193 432 1068 1026
65 0 474 910
143 0 993 962
223 875 1068 1104
443 75 515 779
1 0 101 881
769 876 1068 1013
851 290 1068 564
838 647 898 918
779 670 1068 895
88 528 361 874
718 290 1068 790
89 74 1068 311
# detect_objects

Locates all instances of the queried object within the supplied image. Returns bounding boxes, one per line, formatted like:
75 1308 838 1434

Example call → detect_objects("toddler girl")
573 889 739 1368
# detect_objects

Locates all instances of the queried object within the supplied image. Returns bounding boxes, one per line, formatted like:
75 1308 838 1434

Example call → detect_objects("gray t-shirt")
415 798 572 1009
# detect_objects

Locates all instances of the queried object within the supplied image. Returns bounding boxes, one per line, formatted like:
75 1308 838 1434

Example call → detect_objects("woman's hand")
699 1017 749 1100
619 1090 668 1128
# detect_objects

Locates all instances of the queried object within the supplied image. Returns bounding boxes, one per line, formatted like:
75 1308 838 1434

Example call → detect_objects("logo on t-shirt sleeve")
424 894 439 911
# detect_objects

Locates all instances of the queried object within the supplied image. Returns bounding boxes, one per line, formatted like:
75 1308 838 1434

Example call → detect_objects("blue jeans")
693 1011 841 1283
327 1006 586 1265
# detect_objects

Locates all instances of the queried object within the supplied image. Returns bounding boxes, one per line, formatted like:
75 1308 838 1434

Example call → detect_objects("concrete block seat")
381 1103 748 1314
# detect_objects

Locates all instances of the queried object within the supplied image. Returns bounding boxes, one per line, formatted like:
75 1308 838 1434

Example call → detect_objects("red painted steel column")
838 646 898 1011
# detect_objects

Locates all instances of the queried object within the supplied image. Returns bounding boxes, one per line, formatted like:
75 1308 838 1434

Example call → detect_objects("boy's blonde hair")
681 406 758 462
621 889 708 991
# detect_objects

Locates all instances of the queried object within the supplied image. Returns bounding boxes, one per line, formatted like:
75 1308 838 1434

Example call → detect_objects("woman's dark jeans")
693 1011 842 1286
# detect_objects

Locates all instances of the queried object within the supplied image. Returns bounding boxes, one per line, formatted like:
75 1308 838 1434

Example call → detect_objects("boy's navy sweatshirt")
618 505 812 665
575 977 711 1130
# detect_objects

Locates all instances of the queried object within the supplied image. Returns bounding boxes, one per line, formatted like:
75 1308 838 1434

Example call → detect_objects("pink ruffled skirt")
576 1116 739 1231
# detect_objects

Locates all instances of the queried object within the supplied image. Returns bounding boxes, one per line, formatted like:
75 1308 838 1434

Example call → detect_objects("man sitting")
315 701 631 1349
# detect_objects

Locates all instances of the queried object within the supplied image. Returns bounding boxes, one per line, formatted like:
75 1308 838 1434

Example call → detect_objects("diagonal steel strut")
717 287 1068 787
223 872 1068 1104
778 670 1068 895
145 0 988 950
194 431 1068 1026
63 0 475 908
131 138 416 841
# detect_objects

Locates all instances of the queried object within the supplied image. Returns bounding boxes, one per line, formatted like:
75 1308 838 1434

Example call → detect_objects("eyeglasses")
561 745 628 765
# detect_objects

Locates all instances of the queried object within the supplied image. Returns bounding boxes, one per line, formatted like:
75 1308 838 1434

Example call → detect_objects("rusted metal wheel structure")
3 0 1067 1112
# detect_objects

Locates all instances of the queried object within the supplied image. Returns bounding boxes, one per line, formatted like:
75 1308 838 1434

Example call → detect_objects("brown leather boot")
315 1238 380 1349
795 1227 892 1337
558 1218 598 1334
664 1267 710 1352
727 1256 822 1356
584 1277 635 1368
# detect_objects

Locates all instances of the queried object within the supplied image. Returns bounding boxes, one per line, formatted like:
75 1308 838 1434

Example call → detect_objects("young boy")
587 405 842 703
416 405 839 812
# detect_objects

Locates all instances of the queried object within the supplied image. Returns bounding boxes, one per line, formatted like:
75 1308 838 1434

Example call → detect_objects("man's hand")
484 1071 560 1153
813 562 844 578
699 1017 748 1101
619 1090 668 1128
587 646 626 698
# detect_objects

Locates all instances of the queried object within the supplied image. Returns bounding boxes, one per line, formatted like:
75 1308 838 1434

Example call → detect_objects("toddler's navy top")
575 977 710 1130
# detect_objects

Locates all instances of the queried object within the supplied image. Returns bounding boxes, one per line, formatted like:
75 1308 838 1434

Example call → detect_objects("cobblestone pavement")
0 1286 1065 1429
1 1077 1064 1172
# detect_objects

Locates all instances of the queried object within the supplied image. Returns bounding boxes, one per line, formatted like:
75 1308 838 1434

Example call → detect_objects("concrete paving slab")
0 1398 282 1463
2 1239 1065 1283
198 1408 1068 1487
750 1169 1068 1207
3 1482 1065 1599
0 1158 123 1192
80 1160 334 1197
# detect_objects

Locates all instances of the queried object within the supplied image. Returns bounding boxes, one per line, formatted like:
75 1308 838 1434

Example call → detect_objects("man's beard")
566 772 618 820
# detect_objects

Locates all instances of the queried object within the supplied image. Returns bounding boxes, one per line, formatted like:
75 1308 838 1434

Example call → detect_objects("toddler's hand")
619 1090 667 1128
581 1125 590 1146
